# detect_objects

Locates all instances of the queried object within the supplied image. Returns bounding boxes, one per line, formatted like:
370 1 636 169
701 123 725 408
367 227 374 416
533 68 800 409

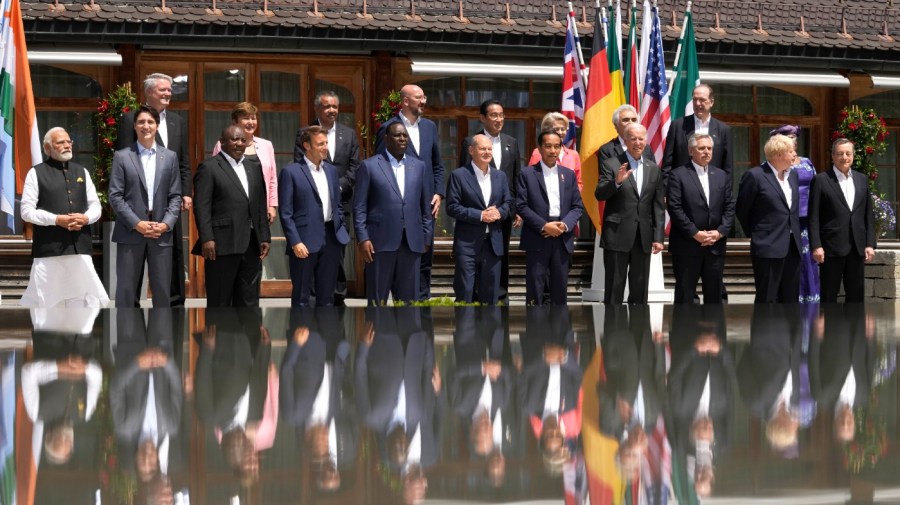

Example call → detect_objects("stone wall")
865 250 900 300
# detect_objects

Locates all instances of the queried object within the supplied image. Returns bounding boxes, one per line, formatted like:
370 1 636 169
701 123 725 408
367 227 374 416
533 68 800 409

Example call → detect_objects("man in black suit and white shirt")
117 73 192 307
598 104 653 163
192 125 271 307
666 133 735 303
809 138 876 302
662 84 733 184
595 123 666 304
459 99 523 300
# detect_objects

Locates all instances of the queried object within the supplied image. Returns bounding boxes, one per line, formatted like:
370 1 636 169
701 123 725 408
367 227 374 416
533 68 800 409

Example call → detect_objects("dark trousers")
418 235 434 301
116 239 173 308
603 233 651 304
454 237 501 304
820 249 865 302
205 233 262 307
524 237 570 305
289 228 343 307
499 217 512 301
672 249 725 304
366 232 421 306
170 216 186 306
751 240 800 303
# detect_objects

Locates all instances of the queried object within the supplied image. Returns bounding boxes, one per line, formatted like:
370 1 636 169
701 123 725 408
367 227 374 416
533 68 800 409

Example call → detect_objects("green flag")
668 6 700 120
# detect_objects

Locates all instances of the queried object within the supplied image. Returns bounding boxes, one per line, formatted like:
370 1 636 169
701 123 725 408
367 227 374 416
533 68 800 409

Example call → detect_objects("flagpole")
599 0 608 47
667 0 691 91
568 2 589 88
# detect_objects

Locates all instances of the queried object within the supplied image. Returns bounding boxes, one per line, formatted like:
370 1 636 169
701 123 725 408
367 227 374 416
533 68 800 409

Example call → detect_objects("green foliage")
94 83 139 220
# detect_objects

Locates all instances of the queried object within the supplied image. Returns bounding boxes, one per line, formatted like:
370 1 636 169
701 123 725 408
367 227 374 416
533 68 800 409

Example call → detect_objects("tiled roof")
22 0 900 68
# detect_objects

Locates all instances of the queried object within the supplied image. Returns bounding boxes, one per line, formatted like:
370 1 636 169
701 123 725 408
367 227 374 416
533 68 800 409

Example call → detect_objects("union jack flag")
561 11 586 150
639 3 671 165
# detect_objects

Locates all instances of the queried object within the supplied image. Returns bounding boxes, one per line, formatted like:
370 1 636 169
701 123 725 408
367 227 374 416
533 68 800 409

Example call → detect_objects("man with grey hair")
598 104 649 162
666 132 734 303
117 72 191 306
20 127 109 307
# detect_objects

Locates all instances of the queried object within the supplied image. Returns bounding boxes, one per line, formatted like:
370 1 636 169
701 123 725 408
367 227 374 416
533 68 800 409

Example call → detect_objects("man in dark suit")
295 90 361 304
459 100 523 300
596 123 665 304
809 138 876 303
355 122 433 305
109 106 182 308
375 84 445 301
117 73 192 307
279 126 351 307
661 84 733 184
447 135 512 304
192 125 271 307
516 130 584 306
598 104 652 162
736 134 802 303
667 133 735 303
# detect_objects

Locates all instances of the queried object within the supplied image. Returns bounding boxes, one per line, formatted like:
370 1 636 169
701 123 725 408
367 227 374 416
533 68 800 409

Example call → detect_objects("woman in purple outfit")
770 125 820 302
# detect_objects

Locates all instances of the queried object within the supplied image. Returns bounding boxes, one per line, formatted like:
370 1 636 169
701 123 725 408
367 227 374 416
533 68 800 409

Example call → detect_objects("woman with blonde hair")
213 102 278 223
528 112 583 191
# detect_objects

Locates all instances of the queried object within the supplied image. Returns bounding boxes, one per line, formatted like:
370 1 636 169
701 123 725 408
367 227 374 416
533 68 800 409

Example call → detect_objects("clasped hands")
137 348 169 369
541 221 567 238
56 213 89 231
693 230 721 247
135 220 169 239
480 206 502 223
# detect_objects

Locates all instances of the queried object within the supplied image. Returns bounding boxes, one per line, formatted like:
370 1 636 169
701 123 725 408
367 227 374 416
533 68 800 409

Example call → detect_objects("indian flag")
0 0 41 231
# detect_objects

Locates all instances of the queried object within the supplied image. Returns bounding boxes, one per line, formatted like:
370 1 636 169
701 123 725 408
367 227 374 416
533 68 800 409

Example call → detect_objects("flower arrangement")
843 401 889 474
94 83 139 219
833 106 895 236
96 372 138 504
359 90 402 158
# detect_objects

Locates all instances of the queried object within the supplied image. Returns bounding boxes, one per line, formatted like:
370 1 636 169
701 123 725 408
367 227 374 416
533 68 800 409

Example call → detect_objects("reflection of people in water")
195 309 278 486
23 308 102 467
810 304 874 444
738 305 804 451
667 305 734 499
518 307 581 474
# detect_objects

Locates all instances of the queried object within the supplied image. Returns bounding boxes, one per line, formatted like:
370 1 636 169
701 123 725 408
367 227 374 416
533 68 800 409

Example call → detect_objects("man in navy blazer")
736 134 803 303
517 130 584 305
279 126 351 307
667 133 735 303
109 106 182 308
375 84 445 301
355 122 434 305
809 138 876 302
661 84 733 184
596 123 665 304
447 135 512 304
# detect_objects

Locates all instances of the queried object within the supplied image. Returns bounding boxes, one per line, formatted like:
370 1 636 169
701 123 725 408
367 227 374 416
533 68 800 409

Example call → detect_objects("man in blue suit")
736 134 803 303
446 135 512 304
375 84 445 301
666 133 735 303
109 106 182 308
355 122 434 306
279 125 351 307
516 130 584 305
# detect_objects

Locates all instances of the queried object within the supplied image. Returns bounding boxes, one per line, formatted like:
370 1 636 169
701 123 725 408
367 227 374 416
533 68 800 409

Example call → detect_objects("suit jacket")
109 145 182 245
446 165 512 257
191 152 271 257
375 114 446 197
598 137 654 163
516 163 584 253
736 162 802 258
459 130 522 199
662 114 733 180
596 151 666 253
116 108 192 196
666 162 735 256
449 307 512 420
294 121 361 205
213 136 279 207
737 305 802 418
810 305 873 408
280 324 351 428
353 153 433 254
278 158 350 254
808 168 876 257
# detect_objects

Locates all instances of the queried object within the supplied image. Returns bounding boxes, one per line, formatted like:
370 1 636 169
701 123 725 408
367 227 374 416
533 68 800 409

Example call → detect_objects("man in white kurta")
20 127 109 308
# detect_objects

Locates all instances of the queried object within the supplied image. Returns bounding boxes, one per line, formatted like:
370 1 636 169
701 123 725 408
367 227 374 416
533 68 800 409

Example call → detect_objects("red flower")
105 117 116 126
97 100 109 113
102 138 114 148
866 146 875 154
849 122 859 131
868 113 876 119
831 130 841 140
870 172 878 180
840 110 849 119
122 106 130 113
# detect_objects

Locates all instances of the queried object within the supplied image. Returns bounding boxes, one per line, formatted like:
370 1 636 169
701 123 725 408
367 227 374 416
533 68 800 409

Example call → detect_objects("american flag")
639 3 670 165
561 10 586 149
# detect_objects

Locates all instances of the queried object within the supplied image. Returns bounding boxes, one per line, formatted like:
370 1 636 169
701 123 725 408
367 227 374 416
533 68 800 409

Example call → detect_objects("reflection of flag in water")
561 10 586 150
640 414 672 505
582 347 627 505
564 450 588 505
1 352 15 504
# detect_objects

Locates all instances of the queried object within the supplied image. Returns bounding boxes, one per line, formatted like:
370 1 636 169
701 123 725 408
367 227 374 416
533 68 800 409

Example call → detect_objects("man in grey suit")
595 122 665 304
109 106 182 308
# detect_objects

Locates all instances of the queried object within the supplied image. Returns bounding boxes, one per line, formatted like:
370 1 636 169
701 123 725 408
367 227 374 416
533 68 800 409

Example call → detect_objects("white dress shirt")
543 364 561 419
833 166 856 208
837 369 856 410
692 161 711 205
486 132 503 168
221 151 249 197
626 152 643 197
326 123 337 161
695 373 712 421
224 386 251 432
472 164 492 206
400 113 421 155
387 151 406 199
157 109 169 147
305 156 333 222
308 363 333 426
540 161 562 217
769 371 793 420
20 165 102 227
694 114 711 135
769 165 793 209
138 143 158 211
